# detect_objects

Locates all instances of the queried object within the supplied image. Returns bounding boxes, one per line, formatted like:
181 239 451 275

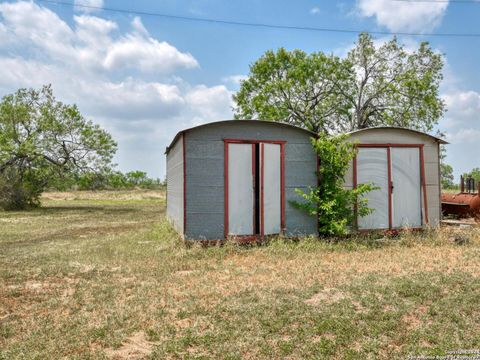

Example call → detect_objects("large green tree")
233 49 352 133
0 85 117 209
346 33 444 131
234 33 445 134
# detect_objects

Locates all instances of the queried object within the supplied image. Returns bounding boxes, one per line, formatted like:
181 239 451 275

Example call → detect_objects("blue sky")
0 0 479 180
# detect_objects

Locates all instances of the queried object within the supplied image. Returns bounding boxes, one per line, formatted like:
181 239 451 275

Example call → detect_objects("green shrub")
292 134 375 236
0 168 42 210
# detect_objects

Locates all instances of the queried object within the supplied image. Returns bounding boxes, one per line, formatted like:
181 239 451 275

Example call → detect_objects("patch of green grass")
1 190 480 359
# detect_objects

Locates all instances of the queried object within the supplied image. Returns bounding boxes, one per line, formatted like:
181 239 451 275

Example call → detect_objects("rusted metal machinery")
441 175 480 220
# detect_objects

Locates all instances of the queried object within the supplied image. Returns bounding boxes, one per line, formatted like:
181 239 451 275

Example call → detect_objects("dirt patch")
174 318 194 331
175 270 195 276
402 305 429 330
383 304 396 312
25 282 45 290
352 300 367 313
69 262 96 273
61 287 76 298
105 331 158 359
312 333 336 343
305 288 348 306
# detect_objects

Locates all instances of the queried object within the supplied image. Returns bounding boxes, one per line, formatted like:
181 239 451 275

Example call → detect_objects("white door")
391 148 422 228
357 148 390 230
262 143 281 234
228 143 254 235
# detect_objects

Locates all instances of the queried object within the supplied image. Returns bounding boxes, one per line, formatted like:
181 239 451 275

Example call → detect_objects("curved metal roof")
166 122 448 154
165 119 317 153
347 126 448 144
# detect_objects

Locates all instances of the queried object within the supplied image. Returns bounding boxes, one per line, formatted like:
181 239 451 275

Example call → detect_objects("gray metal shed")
344 127 447 230
165 120 318 241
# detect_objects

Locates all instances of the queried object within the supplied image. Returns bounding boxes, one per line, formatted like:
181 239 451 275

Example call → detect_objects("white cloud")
442 91 480 129
357 0 448 32
102 17 198 73
439 89 480 179
0 2 198 74
74 0 104 13
310 7 321 15
446 128 480 144
185 85 233 123
0 1 74 58
222 74 247 85
0 1 232 177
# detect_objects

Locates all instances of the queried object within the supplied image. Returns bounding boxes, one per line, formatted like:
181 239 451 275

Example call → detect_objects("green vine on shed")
292 134 376 237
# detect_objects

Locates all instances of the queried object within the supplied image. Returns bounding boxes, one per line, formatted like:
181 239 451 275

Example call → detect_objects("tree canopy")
0 85 117 209
233 49 352 133
234 33 445 134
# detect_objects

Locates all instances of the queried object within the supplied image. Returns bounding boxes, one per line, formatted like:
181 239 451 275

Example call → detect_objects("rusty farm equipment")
441 175 480 220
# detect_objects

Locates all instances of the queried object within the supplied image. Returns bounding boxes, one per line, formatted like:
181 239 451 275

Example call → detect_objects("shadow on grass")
41 206 141 214
2 205 144 217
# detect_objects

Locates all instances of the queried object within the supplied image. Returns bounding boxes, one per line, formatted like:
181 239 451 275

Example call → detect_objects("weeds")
1 191 480 359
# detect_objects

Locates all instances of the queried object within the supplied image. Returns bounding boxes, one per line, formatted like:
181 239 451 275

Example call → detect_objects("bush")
0 168 42 210
292 134 375 236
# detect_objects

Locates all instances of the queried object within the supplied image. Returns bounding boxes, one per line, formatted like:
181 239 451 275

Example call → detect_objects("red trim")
223 138 286 145
224 141 229 238
355 143 423 148
387 147 393 229
252 144 256 234
354 143 429 230
182 133 187 236
224 139 286 238
260 143 265 236
356 143 425 148
420 145 429 225
280 143 286 232
353 154 358 229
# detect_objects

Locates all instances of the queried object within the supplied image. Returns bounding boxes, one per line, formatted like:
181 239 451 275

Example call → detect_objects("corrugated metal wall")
166 134 184 234
345 128 441 226
183 121 318 240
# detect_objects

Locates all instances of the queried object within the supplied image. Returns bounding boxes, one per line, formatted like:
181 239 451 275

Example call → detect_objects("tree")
234 33 445 134
346 33 444 131
463 168 480 185
126 171 150 186
441 163 455 189
438 143 455 189
233 48 353 133
0 85 117 209
292 135 375 236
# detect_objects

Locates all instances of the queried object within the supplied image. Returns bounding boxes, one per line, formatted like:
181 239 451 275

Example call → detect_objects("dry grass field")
1 190 480 359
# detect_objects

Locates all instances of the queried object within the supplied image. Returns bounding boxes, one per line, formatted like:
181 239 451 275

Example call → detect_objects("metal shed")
165 120 319 241
344 127 448 230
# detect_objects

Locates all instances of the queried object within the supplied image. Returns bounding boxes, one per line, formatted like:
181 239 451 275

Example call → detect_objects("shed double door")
226 142 284 237
356 146 423 230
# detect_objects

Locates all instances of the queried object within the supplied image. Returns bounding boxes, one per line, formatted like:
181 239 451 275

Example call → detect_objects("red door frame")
224 139 286 238
353 143 429 230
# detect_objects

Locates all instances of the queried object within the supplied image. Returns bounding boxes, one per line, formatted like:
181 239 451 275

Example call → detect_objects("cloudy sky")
0 0 479 180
